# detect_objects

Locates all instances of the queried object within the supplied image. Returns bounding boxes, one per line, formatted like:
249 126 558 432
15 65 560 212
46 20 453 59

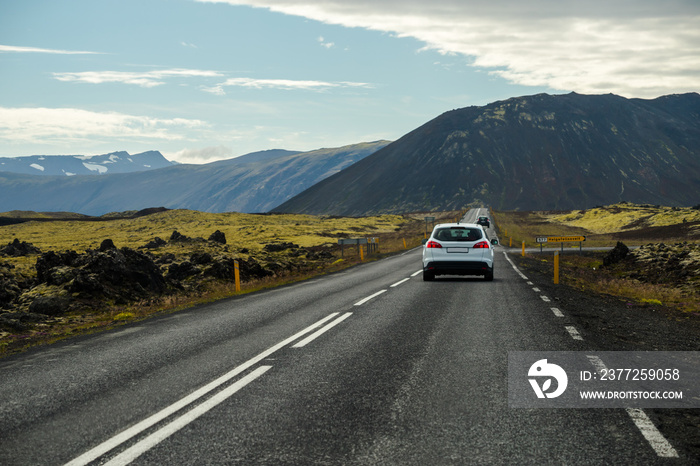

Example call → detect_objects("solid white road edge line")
502 252 528 280
391 278 411 287
103 366 272 466
65 313 341 466
586 355 678 458
354 289 387 306
292 313 353 348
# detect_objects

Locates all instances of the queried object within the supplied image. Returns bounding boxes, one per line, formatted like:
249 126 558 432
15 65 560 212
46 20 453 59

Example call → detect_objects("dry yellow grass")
0 210 426 355
0 210 409 253
492 202 700 248
496 204 700 314
546 203 700 234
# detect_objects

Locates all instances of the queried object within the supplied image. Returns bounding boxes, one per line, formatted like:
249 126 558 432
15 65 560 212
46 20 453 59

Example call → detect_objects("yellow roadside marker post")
522 241 525 256
403 238 407 249
554 251 560 285
234 259 241 292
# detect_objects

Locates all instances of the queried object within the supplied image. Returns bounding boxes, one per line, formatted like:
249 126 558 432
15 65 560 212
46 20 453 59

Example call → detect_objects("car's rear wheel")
423 269 435 281
485 269 494 281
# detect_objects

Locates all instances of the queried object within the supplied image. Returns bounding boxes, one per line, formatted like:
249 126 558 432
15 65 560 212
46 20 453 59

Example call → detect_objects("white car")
422 223 497 281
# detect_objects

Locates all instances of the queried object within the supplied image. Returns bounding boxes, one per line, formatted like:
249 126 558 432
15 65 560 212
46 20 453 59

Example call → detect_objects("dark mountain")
274 92 700 215
0 151 175 176
0 142 389 215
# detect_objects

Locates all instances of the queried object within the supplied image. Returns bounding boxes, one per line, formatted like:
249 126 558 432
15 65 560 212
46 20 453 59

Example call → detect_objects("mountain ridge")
0 141 390 215
274 92 700 215
0 150 175 176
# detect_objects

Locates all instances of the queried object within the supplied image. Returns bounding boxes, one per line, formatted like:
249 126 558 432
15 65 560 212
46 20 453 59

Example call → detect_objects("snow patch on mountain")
82 162 108 174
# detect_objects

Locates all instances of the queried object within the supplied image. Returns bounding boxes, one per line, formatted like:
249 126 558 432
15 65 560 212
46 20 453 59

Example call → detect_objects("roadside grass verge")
519 252 699 315
0 210 432 356
491 202 700 249
496 203 700 316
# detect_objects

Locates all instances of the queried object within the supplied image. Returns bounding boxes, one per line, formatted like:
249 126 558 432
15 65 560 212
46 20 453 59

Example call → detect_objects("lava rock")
1 239 42 257
603 241 630 267
167 261 199 281
29 295 69 316
36 251 80 283
99 239 117 252
141 237 167 249
264 242 299 252
190 252 213 265
208 230 227 244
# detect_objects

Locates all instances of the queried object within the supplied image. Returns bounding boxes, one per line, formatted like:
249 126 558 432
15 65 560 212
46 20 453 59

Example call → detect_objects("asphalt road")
0 209 691 465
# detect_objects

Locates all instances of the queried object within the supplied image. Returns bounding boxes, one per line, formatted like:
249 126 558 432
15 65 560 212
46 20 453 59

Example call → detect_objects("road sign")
338 238 370 258
338 238 368 245
545 236 586 243
536 236 586 255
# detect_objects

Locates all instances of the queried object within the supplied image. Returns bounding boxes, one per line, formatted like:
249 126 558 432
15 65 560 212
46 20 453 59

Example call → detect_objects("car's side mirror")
491 239 498 245
421 238 428 245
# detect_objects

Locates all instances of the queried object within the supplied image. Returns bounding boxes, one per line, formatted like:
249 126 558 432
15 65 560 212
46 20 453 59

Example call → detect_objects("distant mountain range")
0 151 175 176
275 92 700 215
0 142 390 215
3 92 699 218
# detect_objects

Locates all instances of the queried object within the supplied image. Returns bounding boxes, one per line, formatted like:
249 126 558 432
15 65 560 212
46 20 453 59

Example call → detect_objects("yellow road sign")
544 235 586 242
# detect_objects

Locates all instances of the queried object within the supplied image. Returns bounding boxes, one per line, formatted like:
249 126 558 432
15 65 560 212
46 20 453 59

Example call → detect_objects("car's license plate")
447 247 469 253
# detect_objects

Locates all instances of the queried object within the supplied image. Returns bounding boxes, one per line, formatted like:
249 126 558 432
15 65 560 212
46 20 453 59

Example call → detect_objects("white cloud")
0 44 100 54
53 69 223 88
318 36 334 49
166 145 236 164
203 77 373 94
0 107 207 145
198 0 700 97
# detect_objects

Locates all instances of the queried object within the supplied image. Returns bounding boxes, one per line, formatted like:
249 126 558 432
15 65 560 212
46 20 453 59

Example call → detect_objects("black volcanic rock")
0 239 41 257
208 230 227 244
274 92 700 215
36 247 167 302
603 242 630 267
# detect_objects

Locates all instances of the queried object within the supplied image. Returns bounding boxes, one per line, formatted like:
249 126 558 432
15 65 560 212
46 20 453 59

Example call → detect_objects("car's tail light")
426 240 442 248
473 241 490 249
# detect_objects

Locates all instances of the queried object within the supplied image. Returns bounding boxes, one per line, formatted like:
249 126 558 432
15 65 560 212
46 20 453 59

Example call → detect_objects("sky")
1 0 698 164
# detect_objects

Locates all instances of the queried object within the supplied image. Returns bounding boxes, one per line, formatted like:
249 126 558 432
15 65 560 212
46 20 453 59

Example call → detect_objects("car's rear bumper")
423 260 492 276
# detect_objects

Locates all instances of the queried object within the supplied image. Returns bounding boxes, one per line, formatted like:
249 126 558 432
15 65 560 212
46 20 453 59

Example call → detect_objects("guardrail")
338 237 379 260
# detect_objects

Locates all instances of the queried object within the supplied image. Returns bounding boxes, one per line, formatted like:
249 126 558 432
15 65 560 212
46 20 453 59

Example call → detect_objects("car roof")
434 223 482 228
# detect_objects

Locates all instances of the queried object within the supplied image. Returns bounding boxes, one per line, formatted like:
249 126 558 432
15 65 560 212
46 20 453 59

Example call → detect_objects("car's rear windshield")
434 227 483 242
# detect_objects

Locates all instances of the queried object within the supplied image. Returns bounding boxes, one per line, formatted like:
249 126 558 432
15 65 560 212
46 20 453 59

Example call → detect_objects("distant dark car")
476 216 490 228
